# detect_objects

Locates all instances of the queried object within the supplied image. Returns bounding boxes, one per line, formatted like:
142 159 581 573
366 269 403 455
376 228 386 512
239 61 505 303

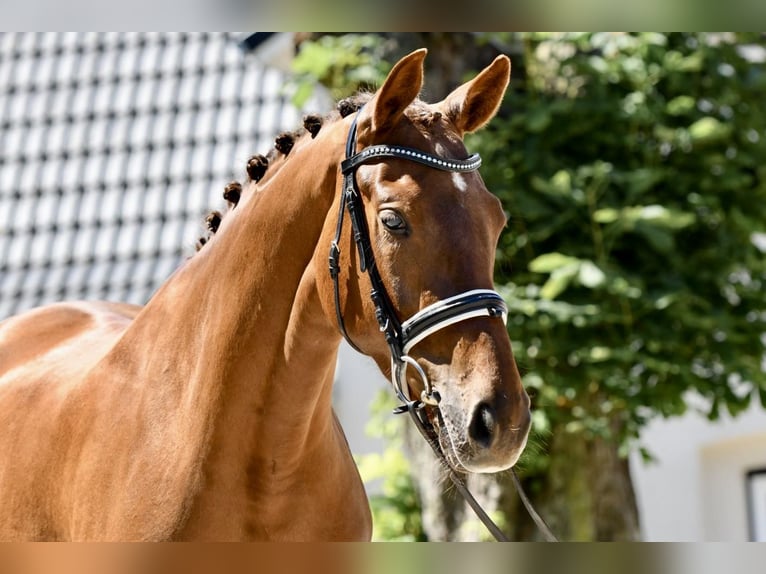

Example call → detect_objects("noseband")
329 110 508 411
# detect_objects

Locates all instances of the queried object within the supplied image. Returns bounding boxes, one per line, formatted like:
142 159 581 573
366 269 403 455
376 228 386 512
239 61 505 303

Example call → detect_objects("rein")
330 109 557 542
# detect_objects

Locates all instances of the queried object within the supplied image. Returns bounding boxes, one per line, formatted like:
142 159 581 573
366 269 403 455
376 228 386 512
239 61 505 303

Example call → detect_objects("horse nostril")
469 402 496 450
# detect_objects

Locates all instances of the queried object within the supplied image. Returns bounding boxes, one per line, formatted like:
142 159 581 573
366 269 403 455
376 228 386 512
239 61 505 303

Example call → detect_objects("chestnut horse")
0 49 530 541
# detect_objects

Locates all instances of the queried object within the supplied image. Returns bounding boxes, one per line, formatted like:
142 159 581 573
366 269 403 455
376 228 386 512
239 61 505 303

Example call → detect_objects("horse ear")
369 49 427 133
440 55 511 135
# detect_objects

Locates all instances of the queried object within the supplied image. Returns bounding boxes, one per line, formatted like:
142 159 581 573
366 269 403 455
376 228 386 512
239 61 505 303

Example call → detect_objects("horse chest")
176 432 372 541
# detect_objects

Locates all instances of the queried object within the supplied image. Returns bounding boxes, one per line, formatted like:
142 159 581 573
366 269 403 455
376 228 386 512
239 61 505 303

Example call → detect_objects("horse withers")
0 49 530 540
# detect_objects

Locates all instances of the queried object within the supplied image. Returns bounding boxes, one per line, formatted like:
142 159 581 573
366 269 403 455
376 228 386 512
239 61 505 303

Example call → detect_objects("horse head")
315 49 531 474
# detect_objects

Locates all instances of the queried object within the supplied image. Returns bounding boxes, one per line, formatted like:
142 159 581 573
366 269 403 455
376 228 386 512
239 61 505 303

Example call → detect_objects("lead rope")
510 468 558 542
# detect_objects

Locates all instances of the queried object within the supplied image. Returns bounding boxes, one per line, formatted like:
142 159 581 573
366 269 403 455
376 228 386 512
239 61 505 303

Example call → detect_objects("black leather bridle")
329 110 508 410
329 109 556 542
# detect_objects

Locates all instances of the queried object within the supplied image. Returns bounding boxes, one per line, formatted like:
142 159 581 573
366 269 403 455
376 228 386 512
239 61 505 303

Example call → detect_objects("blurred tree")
293 32 766 540
468 32 766 540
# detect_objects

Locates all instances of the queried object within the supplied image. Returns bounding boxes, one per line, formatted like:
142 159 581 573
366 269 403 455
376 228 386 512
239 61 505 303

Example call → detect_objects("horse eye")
379 209 408 235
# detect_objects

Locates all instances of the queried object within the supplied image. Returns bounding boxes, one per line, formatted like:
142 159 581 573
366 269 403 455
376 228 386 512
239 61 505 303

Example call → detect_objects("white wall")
332 342 389 457
630 398 766 541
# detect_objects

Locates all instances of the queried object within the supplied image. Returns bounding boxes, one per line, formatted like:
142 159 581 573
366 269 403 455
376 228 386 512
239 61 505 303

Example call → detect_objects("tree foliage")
290 34 391 106
469 33 766 462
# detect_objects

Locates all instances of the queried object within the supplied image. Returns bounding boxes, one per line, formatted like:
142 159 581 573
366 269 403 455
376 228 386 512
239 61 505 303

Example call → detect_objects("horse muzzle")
438 390 531 473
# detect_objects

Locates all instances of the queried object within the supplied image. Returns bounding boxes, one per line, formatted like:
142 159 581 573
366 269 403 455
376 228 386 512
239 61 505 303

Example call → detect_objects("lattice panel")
0 32 307 318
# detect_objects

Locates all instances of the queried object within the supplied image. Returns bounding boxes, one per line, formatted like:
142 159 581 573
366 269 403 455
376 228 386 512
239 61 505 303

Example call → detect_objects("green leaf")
639 446 657 464
529 252 580 273
550 170 572 194
653 293 678 310
663 49 704 72
595 205 696 233
291 42 333 76
578 261 606 288
635 221 674 253
593 208 619 224
649 206 695 229
540 263 580 299
629 205 695 228
688 117 732 144
666 96 695 116
623 168 664 198
589 346 612 362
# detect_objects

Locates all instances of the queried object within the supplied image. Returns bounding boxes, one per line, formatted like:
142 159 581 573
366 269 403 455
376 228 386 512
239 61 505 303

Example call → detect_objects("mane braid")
223 181 242 206
246 156 268 182
337 93 371 118
274 132 298 156
303 114 322 138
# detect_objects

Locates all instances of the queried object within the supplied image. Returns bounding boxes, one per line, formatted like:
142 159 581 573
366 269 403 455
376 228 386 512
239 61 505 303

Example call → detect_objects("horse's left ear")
439 55 511 135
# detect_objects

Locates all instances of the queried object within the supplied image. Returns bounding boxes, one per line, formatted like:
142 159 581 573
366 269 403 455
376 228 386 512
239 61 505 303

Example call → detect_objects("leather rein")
329 110 556 542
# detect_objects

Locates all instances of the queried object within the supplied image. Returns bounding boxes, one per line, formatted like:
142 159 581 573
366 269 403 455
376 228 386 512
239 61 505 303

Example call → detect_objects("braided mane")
195 93 373 251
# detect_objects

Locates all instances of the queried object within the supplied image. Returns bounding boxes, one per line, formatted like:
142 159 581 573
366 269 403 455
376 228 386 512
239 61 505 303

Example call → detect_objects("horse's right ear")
368 49 426 134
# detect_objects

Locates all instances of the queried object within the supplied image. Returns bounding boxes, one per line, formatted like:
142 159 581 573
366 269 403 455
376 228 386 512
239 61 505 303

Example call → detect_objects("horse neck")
116 123 348 471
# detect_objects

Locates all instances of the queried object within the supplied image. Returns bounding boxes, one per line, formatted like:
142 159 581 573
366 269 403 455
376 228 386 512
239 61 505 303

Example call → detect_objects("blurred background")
1 32 765 542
